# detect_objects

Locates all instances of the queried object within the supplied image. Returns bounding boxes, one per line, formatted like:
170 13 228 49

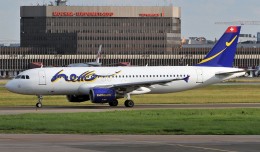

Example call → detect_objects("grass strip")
0 108 259 135
1 85 260 106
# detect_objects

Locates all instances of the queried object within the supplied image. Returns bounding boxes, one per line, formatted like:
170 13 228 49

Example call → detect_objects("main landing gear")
109 100 118 107
36 95 43 108
124 93 134 108
108 93 135 108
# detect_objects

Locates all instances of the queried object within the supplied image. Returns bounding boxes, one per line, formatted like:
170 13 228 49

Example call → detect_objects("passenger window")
26 75 30 79
21 75 25 79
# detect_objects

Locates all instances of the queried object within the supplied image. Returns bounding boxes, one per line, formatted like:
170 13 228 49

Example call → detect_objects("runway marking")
176 144 237 152
140 141 237 152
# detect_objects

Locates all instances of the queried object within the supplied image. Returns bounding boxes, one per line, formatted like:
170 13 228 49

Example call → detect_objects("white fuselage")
6 66 245 96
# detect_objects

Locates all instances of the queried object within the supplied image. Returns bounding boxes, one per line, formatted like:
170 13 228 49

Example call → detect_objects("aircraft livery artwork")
51 70 122 82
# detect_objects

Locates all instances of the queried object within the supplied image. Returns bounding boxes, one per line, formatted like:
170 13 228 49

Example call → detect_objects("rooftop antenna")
55 0 67 6
49 1 54 6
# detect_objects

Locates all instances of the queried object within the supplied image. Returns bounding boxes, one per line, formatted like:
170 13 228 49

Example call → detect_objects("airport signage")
139 13 164 17
52 12 114 17
139 13 160 17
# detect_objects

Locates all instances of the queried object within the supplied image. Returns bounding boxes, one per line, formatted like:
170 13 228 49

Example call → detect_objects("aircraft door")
196 69 203 83
38 71 46 85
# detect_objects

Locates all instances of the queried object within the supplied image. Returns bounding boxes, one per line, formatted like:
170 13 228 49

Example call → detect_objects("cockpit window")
15 75 21 79
15 75 30 79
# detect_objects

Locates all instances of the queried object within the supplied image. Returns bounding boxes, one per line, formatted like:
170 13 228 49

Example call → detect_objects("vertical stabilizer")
95 45 102 63
196 26 241 67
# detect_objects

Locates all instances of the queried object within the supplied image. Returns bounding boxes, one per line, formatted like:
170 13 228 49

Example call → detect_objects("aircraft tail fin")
196 26 241 67
95 45 102 63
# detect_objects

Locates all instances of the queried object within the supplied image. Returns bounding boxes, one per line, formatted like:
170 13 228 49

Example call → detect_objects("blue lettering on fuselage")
51 70 121 83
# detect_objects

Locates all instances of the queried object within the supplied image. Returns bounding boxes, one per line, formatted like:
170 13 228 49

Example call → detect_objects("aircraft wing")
95 76 190 91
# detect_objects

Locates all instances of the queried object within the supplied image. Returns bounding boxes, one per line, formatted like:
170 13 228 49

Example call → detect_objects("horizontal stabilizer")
215 70 246 76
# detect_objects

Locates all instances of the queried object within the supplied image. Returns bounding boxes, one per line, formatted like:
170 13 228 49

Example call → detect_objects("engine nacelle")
89 88 116 103
66 95 90 103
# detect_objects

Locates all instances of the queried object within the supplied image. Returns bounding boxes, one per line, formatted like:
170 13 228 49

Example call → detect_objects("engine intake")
90 88 116 103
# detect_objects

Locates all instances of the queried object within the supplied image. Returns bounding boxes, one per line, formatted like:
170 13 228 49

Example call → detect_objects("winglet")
183 75 190 83
196 26 241 67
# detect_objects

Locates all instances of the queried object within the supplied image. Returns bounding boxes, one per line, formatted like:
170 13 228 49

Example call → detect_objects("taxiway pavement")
0 134 259 152
0 103 260 115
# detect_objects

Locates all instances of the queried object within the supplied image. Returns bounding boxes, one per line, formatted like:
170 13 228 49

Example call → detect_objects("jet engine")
66 95 90 102
89 88 116 103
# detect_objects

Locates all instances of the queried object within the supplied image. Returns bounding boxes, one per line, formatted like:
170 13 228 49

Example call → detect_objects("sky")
0 0 259 44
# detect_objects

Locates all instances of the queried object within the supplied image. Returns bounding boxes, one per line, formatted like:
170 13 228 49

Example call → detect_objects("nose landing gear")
36 95 43 108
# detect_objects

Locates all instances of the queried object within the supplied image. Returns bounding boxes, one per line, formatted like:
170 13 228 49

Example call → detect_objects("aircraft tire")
36 103 42 108
124 100 134 108
109 100 118 107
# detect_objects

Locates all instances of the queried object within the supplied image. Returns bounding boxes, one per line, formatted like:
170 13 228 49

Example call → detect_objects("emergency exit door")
38 71 46 85
196 69 203 83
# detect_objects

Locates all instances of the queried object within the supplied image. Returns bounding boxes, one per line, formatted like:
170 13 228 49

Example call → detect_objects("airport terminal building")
20 5 181 54
1 3 260 77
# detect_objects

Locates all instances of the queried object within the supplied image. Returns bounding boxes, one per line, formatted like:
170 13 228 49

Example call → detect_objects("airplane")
5 26 246 108
68 45 102 67
68 45 131 67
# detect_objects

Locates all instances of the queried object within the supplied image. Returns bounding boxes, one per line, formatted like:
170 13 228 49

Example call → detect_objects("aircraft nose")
5 80 16 93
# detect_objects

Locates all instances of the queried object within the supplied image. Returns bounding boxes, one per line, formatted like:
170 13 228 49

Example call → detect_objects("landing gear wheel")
36 103 42 108
124 100 134 108
109 100 118 107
